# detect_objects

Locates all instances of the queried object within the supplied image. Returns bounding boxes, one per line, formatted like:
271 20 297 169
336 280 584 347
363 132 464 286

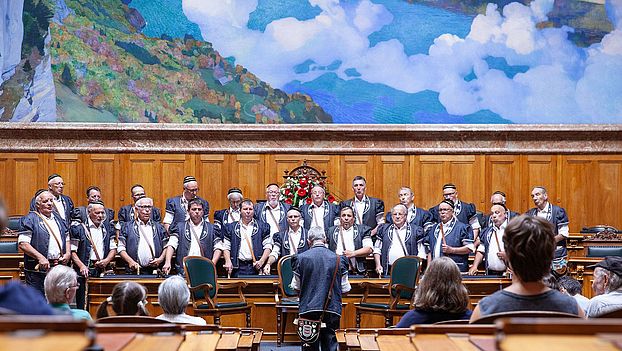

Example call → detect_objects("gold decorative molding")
1 123 622 154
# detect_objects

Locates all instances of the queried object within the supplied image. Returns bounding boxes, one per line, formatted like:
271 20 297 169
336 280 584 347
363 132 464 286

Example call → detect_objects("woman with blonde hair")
96 281 149 319
396 257 471 326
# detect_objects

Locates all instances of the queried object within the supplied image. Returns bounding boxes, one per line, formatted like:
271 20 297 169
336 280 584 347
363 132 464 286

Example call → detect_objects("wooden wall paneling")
376 155 409 209
267 155 334 197
521 155 558 212
561 156 594 231
416 156 446 209
10 153 47 215
0 154 9 213
339 156 375 201
125 154 162 210
485 155 521 213
159 154 193 212
232 155 265 203
595 157 622 227
49 153 81 208
449 155 483 210
83 154 118 212
197 154 227 220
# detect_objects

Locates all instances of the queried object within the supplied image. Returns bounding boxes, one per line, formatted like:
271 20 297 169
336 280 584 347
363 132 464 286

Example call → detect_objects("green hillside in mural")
51 0 332 123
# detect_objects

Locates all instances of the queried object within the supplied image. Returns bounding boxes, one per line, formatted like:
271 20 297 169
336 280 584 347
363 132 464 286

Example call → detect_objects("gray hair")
532 186 547 194
606 271 622 293
35 190 53 205
44 265 77 304
158 276 190 315
308 226 326 243
135 197 153 208
392 204 407 214
87 202 105 212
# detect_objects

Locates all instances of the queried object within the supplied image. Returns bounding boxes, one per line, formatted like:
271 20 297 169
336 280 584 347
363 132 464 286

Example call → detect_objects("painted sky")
176 0 622 123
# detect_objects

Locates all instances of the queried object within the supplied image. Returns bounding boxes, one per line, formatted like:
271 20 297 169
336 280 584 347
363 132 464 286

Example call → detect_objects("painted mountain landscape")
0 0 621 123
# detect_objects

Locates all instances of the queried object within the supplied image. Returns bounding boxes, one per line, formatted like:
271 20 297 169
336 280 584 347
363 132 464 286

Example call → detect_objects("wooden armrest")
360 282 389 290
392 283 415 293
189 283 214 292
219 281 248 290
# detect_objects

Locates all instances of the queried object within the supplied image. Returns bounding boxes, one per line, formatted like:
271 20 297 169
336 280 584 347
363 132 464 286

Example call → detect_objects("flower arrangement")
279 176 337 207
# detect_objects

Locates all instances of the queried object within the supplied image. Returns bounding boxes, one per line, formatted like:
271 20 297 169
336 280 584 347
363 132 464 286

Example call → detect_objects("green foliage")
114 41 161 65
22 0 53 57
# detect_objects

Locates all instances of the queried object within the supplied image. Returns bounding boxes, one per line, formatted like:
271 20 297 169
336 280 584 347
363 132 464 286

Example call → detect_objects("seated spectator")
0 280 55 315
396 257 472 327
470 215 584 321
156 276 206 325
586 256 622 317
96 281 149 319
44 265 92 320
558 276 590 312
542 274 559 290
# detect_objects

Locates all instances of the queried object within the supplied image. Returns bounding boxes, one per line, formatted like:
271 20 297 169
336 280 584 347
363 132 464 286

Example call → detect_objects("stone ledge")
1 123 621 154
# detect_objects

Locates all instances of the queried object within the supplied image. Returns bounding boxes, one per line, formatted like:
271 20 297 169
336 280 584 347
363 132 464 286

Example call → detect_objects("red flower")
297 188 307 197
300 177 308 187
285 188 291 195
284 198 293 205
327 195 335 203
305 197 313 204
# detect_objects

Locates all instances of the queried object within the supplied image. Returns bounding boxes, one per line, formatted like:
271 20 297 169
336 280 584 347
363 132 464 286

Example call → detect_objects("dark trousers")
300 311 340 351
76 266 101 310
231 260 256 277
24 269 46 297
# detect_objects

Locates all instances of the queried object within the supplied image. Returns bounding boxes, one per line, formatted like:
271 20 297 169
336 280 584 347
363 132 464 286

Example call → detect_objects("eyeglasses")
136 205 153 209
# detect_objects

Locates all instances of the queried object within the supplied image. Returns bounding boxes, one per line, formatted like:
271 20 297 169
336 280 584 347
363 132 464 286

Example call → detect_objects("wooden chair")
183 256 251 326
412 324 496 334
355 256 422 327
470 310 580 324
95 323 182 333
496 317 622 335
96 315 173 324
0 316 94 351
274 255 298 346
7 216 21 232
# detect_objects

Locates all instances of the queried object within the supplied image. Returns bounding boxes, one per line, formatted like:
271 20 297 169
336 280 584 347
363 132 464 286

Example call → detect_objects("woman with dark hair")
396 257 471 327
470 215 584 321
96 281 149 319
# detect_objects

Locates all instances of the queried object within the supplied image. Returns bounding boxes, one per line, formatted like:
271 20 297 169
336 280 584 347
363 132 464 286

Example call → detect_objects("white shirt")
118 221 156 267
228 207 240 223
537 202 570 241
270 227 302 259
311 203 326 230
156 313 207 325
388 225 408 265
477 223 506 271
334 226 373 255
19 213 64 259
70 219 117 261
166 220 223 255
53 197 66 220
264 204 282 236
353 197 366 225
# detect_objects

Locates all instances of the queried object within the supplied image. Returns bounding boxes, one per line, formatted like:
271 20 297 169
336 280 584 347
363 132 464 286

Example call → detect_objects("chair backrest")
183 256 218 300
0 315 89 332
433 319 470 325
277 255 296 298
0 241 18 254
7 216 21 232
96 323 182 334
390 256 421 300
497 317 622 335
96 315 172 324
595 308 622 318
587 246 622 257
471 310 580 324
413 324 496 334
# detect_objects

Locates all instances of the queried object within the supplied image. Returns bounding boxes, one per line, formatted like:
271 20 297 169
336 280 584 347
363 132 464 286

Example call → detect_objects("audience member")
558 276 590 312
470 215 584 321
586 256 622 317
156 276 206 325
542 274 559 290
0 280 55 315
96 281 149 319
291 227 350 351
396 257 471 326
44 265 92 320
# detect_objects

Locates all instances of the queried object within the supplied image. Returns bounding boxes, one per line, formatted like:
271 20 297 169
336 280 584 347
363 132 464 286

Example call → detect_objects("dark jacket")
72 206 115 228
70 220 114 268
341 196 384 229
526 204 569 258
292 245 349 316
375 222 425 273
119 219 168 268
386 206 435 231
300 201 340 230
430 201 477 227
223 221 271 268
19 212 69 270
214 208 239 231
30 194 74 227
118 204 162 225
165 196 210 228
327 224 372 274
170 220 220 271
272 227 310 258
427 219 474 272
254 202 291 233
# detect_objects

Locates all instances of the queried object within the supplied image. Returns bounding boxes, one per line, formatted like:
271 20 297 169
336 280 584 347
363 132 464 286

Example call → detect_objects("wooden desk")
88 275 509 341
